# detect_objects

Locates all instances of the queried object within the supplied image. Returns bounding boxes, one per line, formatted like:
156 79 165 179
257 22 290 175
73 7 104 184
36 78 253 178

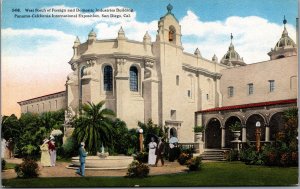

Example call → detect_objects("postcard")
1 0 298 187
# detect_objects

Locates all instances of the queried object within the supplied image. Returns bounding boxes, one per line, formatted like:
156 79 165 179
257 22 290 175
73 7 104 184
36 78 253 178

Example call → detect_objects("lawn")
2 162 298 187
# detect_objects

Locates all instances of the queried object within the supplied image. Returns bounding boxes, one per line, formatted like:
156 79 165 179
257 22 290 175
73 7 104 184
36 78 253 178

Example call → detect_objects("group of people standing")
148 136 178 166
40 136 56 167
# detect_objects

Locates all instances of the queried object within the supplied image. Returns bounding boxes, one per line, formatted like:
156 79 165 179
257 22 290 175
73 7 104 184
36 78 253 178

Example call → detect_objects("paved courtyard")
2 158 188 179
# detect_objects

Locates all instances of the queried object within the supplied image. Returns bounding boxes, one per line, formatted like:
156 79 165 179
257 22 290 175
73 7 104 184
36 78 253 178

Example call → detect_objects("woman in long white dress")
40 139 51 167
148 137 157 165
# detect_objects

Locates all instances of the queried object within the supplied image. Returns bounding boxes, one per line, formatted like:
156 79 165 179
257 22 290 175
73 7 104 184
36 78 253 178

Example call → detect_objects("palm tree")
72 101 115 155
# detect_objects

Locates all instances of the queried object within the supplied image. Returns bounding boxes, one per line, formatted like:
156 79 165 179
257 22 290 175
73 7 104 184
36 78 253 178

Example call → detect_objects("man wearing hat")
76 142 88 176
155 137 165 167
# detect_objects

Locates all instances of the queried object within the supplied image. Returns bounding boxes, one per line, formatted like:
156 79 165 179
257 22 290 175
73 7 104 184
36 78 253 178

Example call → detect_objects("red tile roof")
197 99 297 113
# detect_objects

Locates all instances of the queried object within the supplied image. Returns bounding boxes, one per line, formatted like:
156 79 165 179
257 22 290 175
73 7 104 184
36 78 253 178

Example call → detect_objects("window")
269 80 275 92
171 110 176 120
130 66 138 91
248 83 253 95
206 94 209 100
103 65 113 91
169 26 176 43
80 66 86 78
228 86 234 97
176 75 179 85
55 100 57 109
80 66 86 99
187 90 191 97
26 106 28 112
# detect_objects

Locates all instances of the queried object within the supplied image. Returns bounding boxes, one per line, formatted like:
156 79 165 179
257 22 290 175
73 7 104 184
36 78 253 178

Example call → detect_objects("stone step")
199 149 229 161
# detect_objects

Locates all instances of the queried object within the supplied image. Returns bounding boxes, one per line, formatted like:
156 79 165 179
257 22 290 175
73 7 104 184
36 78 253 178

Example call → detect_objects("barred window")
248 83 254 95
228 86 234 97
103 66 113 91
269 80 275 92
130 66 138 91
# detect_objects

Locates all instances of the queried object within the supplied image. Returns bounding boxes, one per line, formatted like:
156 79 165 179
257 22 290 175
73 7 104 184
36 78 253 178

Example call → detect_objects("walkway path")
2 158 188 179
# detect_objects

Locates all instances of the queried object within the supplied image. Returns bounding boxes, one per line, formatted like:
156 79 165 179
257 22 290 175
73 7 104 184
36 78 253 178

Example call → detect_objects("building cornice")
182 63 222 79
197 98 297 113
17 91 66 106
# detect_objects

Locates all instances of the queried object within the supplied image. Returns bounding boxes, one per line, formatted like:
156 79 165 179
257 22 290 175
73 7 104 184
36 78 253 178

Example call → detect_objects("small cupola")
268 16 297 60
88 29 97 41
220 33 246 67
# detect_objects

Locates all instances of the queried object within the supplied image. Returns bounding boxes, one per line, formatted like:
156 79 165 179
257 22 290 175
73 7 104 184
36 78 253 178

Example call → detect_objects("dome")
220 34 246 67
268 16 297 60
274 28 296 49
88 29 97 37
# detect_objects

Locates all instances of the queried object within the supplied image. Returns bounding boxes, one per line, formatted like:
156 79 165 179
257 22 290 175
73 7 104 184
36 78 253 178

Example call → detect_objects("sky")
1 0 298 116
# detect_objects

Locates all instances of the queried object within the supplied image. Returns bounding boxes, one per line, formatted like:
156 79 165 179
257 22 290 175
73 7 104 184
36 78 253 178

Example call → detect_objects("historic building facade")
18 91 66 114
196 16 298 149
18 5 298 146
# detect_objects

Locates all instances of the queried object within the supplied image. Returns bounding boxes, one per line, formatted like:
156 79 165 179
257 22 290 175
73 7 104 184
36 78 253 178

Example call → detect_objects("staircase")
200 149 229 161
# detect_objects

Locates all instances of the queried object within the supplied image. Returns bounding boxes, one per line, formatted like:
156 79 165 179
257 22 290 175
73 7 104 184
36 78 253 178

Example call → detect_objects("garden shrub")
62 136 78 158
127 148 135 156
14 158 39 178
126 160 150 178
134 152 149 163
224 149 239 161
186 156 202 171
2 159 6 171
177 152 192 165
240 146 264 165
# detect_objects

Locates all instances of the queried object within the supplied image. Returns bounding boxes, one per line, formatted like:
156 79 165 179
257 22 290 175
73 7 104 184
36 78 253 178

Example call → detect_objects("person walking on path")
40 139 51 167
169 135 179 162
5 138 14 159
155 138 165 167
76 142 88 176
48 137 56 167
148 137 157 165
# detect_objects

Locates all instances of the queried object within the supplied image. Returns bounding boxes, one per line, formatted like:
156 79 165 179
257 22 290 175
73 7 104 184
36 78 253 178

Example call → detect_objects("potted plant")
194 126 204 142
229 122 242 140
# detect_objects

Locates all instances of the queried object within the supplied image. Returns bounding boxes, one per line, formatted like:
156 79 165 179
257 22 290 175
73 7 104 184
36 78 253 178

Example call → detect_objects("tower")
268 16 297 60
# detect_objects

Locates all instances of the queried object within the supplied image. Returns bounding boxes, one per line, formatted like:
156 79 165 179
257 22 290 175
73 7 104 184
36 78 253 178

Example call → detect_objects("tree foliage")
72 101 115 155
2 110 65 158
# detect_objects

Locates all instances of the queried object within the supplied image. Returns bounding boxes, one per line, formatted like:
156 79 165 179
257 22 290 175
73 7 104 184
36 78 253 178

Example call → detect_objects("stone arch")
269 111 284 141
204 116 223 128
170 127 177 138
224 115 243 148
245 112 267 126
224 113 245 126
169 25 176 43
102 64 114 92
204 117 222 149
129 64 142 92
246 113 266 142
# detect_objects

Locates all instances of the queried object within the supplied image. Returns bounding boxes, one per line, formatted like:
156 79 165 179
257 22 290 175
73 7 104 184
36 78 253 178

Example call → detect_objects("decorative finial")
230 33 233 43
167 3 173 13
283 15 287 25
75 36 80 43
119 26 124 33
